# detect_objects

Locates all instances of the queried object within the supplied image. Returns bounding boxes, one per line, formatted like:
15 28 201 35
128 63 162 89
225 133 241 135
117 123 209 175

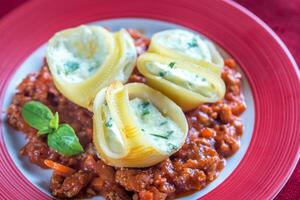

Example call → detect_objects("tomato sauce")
7 30 246 199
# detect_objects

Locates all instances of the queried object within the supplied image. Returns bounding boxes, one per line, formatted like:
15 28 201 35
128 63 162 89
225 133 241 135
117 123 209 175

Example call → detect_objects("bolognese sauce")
7 29 246 199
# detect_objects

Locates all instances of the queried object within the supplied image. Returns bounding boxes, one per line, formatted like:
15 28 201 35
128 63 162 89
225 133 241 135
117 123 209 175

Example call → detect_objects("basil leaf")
49 112 59 130
48 124 84 156
21 101 54 135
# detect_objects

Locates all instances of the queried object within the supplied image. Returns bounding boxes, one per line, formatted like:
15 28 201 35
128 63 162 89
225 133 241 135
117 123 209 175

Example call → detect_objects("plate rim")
0 0 299 200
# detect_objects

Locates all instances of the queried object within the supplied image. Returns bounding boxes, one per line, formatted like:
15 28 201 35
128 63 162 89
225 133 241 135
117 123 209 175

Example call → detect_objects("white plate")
1 18 254 199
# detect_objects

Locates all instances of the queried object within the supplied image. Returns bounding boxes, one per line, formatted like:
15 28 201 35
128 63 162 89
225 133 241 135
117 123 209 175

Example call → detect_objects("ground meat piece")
95 160 116 183
173 168 206 191
133 187 168 200
50 173 64 194
222 65 242 86
233 119 244 136
50 171 92 198
128 68 147 83
20 136 57 168
90 160 131 199
103 186 131 200
156 159 176 179
116 169 154 192
82 154 97 171
214 125 240 157
230 100 246 116
129 73 147 83
142 187 168 200
127 29 150 55
90 177 131 200
196 111 211 126
115 161 176 199
219 104 233 123
6 103 35 135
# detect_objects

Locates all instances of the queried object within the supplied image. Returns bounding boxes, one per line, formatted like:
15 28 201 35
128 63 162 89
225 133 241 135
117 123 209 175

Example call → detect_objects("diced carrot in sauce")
224 58 236 68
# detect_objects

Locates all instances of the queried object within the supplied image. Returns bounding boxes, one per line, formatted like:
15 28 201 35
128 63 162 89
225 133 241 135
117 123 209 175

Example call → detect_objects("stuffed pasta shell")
93 81 188 168
46 25 136 109
149 29 224 74
137 53 225 111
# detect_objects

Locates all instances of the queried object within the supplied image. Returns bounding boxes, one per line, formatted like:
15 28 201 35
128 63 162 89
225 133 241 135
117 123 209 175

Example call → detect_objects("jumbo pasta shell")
46 26 136 109
137 53 226 111
113 29 137 83
93 81 188 168
148 29 224 74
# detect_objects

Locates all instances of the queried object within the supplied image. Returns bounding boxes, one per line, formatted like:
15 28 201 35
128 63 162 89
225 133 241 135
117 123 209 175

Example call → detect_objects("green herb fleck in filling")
187 38 198 48
159 121 168 126
167 130 174 136
141 101 150 108
130 98 182 154
142 109 150 116
150 134 168 139
140 101 151 116
168 62 175 68
88 67 94 72
64 62 79 74
167 143 178 153
159 71 167 77
105 118 113 128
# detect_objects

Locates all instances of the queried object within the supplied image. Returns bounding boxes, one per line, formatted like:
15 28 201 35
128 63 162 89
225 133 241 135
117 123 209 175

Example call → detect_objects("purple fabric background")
0 0 299 199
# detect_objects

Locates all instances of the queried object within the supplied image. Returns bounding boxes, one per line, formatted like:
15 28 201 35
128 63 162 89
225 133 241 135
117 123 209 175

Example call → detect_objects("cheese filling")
154 29 212 62
102 103 125 154
145 61 217 98
49 26 110 83
102 98 182 154
114 35 137 82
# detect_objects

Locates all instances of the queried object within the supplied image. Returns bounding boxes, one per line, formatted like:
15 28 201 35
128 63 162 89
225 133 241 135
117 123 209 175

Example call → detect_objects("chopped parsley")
64 62 79 74
187 38 198 48
201 77 207 82
141 101 150 108
142 110 150 116
150 130 173 140
167 130 174 136
140 101 151 116
167 143 178 153
150 134 168 139
88 67 94 72
159 121 168 126
105 118 113 128
159 71 167 77
141 128 145 132
168 62 175 68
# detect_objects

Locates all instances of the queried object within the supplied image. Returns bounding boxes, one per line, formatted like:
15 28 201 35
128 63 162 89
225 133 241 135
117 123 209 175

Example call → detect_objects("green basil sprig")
21 101 84 156
21 101 54 134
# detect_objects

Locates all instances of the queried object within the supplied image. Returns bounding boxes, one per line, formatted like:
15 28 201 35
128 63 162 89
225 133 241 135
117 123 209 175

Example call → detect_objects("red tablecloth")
0 0 299 199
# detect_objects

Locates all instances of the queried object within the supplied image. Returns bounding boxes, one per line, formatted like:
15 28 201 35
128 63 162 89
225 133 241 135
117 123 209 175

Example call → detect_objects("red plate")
0 0 299 199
